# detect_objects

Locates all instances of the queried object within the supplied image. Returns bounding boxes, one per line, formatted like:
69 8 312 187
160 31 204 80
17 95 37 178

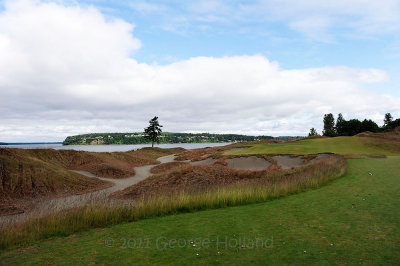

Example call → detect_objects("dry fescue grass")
0 147 180 214
150 161 190 174
0 148 111 202
357 127 400 154
113 155 345 200
0 154 346 250
300 135 328 140
174 143 247 161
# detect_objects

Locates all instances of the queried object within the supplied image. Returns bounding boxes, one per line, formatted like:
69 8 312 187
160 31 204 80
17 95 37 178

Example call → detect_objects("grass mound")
0 147 180 214
0 148 111 204
228 134 400 156
174 143 245 161
356 127 400 154
150 161 190 174
113 155 346 200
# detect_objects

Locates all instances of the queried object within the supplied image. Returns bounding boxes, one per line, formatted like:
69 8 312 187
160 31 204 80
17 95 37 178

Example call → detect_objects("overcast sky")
1 0 400 142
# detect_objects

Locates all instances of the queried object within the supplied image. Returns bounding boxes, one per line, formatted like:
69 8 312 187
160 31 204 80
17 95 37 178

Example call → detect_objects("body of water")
0 142 231 152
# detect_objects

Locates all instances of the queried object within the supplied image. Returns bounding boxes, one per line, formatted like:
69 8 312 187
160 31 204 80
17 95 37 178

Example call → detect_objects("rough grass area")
150 161 190 174
1 157 398 265
0 148 112 212
113 155 345 200
0 147 181 213
0 155 346 250
174 143 246 161
357 127 400 154
227 136 400 156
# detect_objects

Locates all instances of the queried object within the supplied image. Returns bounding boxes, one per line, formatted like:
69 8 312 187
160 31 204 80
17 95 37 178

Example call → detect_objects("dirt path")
0 154 176 227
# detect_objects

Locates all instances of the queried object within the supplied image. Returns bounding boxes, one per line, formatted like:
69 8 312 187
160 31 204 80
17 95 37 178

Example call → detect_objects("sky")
1 0 400 142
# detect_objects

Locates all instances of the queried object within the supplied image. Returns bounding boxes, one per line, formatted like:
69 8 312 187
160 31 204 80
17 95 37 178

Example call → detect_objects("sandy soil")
310 153 332 162
226 156 271 170
272 155 304 170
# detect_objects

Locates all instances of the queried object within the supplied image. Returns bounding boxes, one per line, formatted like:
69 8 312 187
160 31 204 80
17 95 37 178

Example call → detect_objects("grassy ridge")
0 149 111 204
114 155 344 200
1 157 398 264
227 136 399 156
150 161 190 174
0 156 346 250
0 147 181 215
0 147 181 197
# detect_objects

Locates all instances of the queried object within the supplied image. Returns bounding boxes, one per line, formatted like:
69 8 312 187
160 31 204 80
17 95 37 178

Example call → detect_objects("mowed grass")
227 136 399 156
1 157 399 265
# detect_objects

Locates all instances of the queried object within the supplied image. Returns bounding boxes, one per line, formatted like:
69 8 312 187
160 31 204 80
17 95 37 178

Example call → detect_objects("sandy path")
72 154 176 192
0 154 176 227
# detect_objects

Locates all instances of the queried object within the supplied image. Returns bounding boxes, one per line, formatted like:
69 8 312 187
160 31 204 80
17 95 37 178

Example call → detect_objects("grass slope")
1 157 399 265
228 136 399 156
0 149 111 202
0 147 182 214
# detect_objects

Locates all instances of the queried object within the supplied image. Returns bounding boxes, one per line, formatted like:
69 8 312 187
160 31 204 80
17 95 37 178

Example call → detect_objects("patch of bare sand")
309 153 333 163
226 156 271 170
272 155 303 170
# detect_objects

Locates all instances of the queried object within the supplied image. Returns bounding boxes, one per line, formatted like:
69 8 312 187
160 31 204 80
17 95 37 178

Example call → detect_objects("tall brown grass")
0 147 181 208
0 155 346 250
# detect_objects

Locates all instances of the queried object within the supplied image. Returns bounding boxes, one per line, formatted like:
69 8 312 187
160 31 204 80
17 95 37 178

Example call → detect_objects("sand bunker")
272 155 304 170
226 156 271 170
186 154 336 171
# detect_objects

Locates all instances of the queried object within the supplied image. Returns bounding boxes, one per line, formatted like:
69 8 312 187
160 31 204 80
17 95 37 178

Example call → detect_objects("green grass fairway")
227 136 398 156
2 157 399 265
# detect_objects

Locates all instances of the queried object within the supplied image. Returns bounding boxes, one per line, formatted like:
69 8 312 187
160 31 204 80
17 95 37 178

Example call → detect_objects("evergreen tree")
308 128 318 137
361 119 380 133
144 116 163 147
345 119 362 135
336 113 346 136
384 113 393 130
323 113 336 137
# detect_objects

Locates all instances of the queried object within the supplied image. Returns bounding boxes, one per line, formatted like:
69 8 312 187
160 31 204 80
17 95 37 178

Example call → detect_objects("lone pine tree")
144 116 163 147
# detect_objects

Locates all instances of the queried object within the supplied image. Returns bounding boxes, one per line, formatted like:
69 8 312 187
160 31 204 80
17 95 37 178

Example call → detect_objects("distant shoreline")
61 132 304 146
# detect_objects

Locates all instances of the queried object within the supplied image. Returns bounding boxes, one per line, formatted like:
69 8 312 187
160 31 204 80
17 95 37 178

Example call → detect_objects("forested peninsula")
62 132 274 145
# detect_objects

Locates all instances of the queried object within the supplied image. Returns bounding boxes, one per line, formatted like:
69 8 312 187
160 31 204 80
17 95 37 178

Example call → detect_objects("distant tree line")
309 113 400 137
63 132 274 145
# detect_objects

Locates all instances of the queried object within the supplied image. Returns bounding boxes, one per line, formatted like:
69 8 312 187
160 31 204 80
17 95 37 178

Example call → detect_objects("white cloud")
0 0 399 142
129 1 165 13
137 0 400 40
241 0 400 39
